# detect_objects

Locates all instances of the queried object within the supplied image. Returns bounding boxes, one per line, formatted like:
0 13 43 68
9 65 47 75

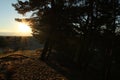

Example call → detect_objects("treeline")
0 36 41 51
0 37 7 48
0 36 25 52
13 0 120 80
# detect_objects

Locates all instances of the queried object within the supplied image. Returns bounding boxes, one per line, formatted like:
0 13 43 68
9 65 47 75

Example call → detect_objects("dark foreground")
0 51 68 80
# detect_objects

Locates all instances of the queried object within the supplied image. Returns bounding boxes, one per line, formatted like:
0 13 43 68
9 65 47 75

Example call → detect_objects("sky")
0 0 32 36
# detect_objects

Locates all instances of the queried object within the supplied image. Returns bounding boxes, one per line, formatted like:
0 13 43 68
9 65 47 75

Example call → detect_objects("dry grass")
0 50 68 80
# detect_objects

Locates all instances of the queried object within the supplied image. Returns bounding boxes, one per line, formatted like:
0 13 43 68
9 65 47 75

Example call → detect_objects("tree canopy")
13 0 120 80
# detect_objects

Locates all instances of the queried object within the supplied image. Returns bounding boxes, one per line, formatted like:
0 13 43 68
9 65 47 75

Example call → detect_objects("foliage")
12 0 120 80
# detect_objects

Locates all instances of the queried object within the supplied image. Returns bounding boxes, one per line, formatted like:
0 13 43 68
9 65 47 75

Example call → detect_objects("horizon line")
0 32 32 36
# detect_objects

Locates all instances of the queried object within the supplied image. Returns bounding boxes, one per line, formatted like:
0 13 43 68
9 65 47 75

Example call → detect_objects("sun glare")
18 23 32 36
18 23 32 33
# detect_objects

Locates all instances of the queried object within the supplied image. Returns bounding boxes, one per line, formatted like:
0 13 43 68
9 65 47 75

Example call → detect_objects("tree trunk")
40 38 50 60
104 48 112 80
46 41 53 60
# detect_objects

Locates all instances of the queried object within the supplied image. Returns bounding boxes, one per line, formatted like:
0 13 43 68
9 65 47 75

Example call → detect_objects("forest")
0 0 119 80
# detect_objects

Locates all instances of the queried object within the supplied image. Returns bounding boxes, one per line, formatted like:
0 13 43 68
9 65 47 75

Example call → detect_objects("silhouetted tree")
12 0 120 80
12 0 81 60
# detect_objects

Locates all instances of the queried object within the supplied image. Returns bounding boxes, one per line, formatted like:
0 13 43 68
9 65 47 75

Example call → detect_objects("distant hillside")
0 36 43 50
26 37 43 50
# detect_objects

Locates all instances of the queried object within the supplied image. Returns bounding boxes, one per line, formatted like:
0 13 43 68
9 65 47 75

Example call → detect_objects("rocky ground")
0 51 68 80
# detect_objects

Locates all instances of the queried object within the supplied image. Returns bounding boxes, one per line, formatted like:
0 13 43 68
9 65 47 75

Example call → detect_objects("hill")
0 36 43 53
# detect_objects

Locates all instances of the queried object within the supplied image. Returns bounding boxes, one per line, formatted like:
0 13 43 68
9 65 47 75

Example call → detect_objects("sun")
18 23 32 33
18 23 32 36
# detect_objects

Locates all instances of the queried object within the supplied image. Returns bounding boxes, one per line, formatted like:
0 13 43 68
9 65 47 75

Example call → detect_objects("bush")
0 37 7 48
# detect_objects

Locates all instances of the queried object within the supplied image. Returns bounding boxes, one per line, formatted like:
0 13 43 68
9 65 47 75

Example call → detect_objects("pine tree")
12 0 120 79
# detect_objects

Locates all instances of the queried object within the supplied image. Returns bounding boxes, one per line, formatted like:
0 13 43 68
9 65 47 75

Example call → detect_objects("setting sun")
17 23 32 36
18 23 32 33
